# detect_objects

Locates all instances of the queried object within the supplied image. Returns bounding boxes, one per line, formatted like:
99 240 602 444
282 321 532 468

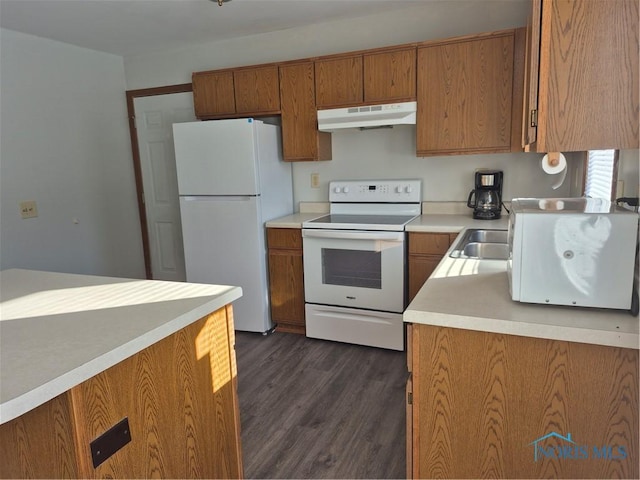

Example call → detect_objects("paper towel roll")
542 152 567 190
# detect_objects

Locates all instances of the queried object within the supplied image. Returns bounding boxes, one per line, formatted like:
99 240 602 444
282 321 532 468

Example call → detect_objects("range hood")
317 101 417 132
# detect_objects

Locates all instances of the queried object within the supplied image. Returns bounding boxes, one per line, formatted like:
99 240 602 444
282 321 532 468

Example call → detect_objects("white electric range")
302 179 421 350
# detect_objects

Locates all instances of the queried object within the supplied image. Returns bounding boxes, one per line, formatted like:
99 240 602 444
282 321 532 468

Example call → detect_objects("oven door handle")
302 229 404 242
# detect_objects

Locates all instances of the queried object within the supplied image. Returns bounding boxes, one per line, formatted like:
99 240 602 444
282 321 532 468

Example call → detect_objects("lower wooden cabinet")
0 306 243 479
267 228 306 334
407 323 639 479
407 232 458 302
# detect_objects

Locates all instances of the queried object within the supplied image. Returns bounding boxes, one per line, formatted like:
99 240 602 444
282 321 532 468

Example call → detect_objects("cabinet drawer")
267 228 302 250
408 232 454 255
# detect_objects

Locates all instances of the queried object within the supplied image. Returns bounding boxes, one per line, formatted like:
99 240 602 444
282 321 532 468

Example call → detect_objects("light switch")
19 201 38 219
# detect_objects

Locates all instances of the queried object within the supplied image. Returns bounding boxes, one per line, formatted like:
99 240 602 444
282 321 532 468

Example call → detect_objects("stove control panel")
329 179 421 203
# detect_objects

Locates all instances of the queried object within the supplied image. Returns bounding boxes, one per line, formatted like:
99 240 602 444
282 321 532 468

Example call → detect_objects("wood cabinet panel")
192 70 236 118
267 227 303 250
526 0 639 151
233 65 280 114
267 228 305 333
364 48 416 103
417 31 516 156
268 251 305 331
410 324 639 479
0 307 242 479
315 56 363 108
522 0 542 147
71 307 242 479
408 231 452 255
0 392 79 478
279 62 332 162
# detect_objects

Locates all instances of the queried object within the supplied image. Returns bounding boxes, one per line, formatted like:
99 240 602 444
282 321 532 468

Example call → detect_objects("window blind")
585 149 615 200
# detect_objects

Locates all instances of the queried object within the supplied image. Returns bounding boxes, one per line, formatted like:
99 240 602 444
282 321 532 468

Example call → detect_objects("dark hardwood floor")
235 331 407 479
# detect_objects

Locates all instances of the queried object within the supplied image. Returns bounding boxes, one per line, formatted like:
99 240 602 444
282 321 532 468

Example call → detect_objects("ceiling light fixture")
212 0 231 5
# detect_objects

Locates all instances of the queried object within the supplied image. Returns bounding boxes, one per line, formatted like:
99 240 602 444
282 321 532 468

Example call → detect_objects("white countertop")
265 212 326 229
266 212 508 232
406 214 509 232
0 269 242 424
404 248 639 350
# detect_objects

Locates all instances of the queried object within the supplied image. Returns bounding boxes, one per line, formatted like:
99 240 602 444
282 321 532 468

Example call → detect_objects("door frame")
125 83 193 279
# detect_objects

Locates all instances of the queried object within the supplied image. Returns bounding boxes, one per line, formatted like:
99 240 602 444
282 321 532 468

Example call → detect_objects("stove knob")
334 186 342 194
405 185 413 193
343 186 350 193
395 186 402 193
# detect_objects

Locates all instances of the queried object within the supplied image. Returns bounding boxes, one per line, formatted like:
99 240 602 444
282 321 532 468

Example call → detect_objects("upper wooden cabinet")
279 61 332 161
233 65 280 114
315 55 363 108
416 29 525 156
193 64 280 119
364 48 416 103
315 46 416 108
523 0 639 152
192 70 236 118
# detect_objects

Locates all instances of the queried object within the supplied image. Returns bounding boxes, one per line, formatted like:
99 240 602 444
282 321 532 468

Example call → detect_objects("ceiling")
0 0 432 57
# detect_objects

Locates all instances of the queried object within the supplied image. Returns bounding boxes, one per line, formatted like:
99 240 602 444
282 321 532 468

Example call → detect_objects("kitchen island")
0 269 244 479
404 238 639 479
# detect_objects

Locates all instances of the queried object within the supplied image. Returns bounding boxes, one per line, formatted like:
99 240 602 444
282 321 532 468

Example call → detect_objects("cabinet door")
279 62 332 162
408 255 442 302
315 56 363 108
408 232 456 303
268 250 305 330
411 324 639 478
529 0 639 151
192 70 236 118
364 48 416 103
267 228 305 333
522 0 542 148
417 32 515 156
233 65 280 114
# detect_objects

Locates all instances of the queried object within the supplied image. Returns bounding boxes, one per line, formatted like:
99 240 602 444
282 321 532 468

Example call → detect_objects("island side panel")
411 324 639 479
0 392 79 478
69 305 243 479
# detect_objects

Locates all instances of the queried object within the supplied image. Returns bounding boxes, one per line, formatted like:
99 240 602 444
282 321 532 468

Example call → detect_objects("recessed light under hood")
317 101 417 132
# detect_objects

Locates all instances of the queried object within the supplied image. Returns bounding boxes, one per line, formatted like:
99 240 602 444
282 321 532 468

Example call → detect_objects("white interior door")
134 92 195 281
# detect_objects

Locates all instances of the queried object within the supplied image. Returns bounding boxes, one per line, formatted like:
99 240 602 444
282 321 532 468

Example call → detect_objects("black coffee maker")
467 169 503 220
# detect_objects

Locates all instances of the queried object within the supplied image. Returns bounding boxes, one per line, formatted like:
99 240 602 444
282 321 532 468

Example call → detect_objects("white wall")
290 126 580 205
0 28 145 278
124 1 529 90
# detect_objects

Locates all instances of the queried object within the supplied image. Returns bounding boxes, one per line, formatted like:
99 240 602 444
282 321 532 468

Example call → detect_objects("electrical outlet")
19 200 38 219
311 173 320 189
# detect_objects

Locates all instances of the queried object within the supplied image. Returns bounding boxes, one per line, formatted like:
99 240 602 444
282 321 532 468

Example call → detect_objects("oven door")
302 229 405 312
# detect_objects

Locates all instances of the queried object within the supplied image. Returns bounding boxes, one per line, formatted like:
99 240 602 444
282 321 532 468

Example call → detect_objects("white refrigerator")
173 118 293 333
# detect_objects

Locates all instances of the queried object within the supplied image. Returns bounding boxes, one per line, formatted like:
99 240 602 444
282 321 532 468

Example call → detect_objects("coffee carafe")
467 170 503 220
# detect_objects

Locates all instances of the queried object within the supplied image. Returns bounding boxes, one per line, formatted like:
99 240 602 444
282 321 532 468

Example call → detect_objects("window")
584 149 618 201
